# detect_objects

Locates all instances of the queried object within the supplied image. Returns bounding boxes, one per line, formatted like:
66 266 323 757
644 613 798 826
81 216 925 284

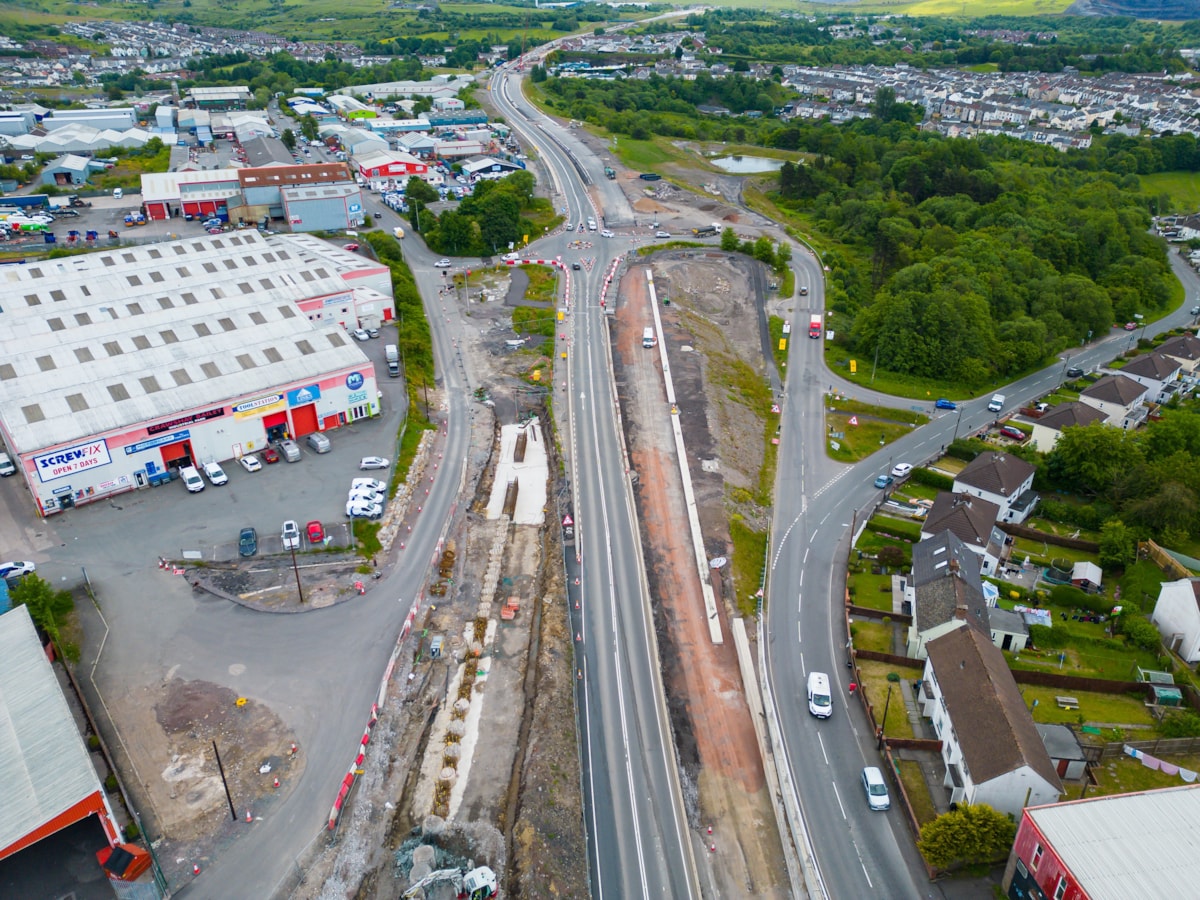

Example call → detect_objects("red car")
999 425 1027 441
306 520 324 543
1123 322 1137 331
343 242 360 251
262 447 280 464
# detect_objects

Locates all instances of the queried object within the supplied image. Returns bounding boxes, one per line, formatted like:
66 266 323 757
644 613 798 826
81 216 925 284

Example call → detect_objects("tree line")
405 170 537 258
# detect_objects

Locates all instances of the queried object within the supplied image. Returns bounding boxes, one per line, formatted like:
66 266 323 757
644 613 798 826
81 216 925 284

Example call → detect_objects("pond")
710 155 786 174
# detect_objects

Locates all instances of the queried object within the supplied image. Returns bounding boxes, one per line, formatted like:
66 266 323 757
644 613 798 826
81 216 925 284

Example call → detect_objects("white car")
890 462 913 479
202 461 229 485
359 456 390 470
113 188 123 199
434 258 451 268
237 454 262 473
501 252 520 261
0 561 35 579
350 478 386 493
600 229 614 238
346 499 384 519
281 519 300 550
351 328 370 342
655 230 671 239
348 491 384 507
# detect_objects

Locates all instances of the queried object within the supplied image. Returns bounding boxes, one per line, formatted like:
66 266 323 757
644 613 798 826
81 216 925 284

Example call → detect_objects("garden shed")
1071 561 1102 593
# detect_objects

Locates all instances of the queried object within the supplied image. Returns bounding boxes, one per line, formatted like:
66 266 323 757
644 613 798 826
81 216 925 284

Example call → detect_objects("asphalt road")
487 65 699 899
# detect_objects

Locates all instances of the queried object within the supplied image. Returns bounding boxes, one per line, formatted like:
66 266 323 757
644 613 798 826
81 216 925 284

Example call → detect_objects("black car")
1065 366 1084 378
238 527 258 557
54 208 80 217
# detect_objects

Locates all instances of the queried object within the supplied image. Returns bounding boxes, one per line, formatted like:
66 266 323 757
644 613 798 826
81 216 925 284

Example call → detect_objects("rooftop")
0 231 370 452
955 451 1035 498
1119 352 1182 381
1037 401 1106 432
923 492 1000 548
1081 372 1148 406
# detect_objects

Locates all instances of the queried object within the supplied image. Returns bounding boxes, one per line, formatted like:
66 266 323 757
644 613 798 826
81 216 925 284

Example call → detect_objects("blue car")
873 474 894 489
934 398 957 410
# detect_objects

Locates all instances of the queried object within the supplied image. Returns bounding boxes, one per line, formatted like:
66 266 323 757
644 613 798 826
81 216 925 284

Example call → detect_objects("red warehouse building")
1004 783 1200 900
352 149 428 181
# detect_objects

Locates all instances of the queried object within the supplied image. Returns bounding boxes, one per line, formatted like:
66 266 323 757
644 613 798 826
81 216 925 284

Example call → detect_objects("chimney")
948 558 960 574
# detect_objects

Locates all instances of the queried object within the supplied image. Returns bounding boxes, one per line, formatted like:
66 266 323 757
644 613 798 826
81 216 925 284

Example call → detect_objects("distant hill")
1066 0 1200 17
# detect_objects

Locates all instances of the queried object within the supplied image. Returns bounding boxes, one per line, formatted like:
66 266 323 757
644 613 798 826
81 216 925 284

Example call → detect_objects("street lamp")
878 682 894 749
952 404 964 442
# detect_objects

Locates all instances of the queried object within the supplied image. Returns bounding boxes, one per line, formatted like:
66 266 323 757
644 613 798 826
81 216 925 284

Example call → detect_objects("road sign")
563 514 573 526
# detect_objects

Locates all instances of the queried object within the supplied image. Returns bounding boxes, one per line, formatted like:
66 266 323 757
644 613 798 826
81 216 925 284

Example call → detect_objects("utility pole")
212 740 237 821
289 543 304 604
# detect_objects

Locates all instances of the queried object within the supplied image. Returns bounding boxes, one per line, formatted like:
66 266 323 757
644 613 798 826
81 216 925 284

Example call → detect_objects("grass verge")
513 304 556 338
636 240 708 256
895 759 939 827
519 197 564 240
523 264 559 303
857 659 921 738
731 516 767 618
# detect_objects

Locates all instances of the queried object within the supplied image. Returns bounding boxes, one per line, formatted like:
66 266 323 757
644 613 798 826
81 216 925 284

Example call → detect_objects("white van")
180 465 205 493
987 393 1005 413
642 327 657 349
0 452 15 477
807 671 832 718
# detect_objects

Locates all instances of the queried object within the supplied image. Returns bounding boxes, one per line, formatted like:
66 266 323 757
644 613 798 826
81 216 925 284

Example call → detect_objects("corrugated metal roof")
0 232 375 452
0 605 102 855
1027 785 1200 899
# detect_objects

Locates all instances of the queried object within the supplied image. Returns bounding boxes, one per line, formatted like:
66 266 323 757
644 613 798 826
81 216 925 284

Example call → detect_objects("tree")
917 804 1016 870
281 128 296 152
405 176 439 206
10 575 74 650
721 227 739 252
1046 423 1143 495
752 234 776 264
1098 518 1135 570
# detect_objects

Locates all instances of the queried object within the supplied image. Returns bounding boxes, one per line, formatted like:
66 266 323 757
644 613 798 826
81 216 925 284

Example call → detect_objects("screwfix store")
0 231 386 516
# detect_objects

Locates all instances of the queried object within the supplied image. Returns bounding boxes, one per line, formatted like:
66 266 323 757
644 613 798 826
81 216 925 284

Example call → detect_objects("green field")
1140 172 1200 214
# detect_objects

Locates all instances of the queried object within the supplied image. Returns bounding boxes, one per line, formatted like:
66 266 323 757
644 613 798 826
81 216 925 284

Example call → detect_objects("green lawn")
1017 683 1159 731
1087 751 1200 798
521 264 559 304
827 413 917 463
895 759 940 827
637 241 708 256
825 344 989 402
1010 537 1098 568
512 305 555 338
768 315 789 374
848 572 898 612
850 619 895 653
857 660 922 738
610 136 687 171
829 396 929 427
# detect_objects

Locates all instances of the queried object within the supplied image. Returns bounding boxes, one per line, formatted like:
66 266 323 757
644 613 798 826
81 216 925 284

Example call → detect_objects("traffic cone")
575 632 582 642
245 809 252 823
290 743 297 755
193 864 201 876
707 825 713 835
574 577 580 585
273 777 280 788
710 844 716 853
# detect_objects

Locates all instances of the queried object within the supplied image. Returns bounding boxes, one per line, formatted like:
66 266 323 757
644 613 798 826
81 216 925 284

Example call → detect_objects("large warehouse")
0 231 390 516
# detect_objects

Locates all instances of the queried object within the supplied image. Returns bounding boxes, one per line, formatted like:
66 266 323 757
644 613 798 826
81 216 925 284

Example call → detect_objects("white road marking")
817 733 829 766
831 781 847 819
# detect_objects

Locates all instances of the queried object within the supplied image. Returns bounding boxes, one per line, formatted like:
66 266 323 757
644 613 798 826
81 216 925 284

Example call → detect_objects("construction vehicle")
401 865 497 900
692 225 718 237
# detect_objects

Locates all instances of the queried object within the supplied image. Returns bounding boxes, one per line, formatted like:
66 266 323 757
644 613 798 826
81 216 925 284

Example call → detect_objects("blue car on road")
934 398 957 410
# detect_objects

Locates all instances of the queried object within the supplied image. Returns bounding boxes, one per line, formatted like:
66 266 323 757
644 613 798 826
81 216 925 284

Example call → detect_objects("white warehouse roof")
1024 784 1200 900
0 605 104 860
0 231 373 453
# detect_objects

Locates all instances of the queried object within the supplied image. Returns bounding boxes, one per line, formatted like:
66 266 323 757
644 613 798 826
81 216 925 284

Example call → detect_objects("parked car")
999 425 1027 441
238 454 262 473
1065 366 1084 378
262 447 280 464
279 440 301 462
202 462 228 485
359 456 390 470
281 520 300 550
366 327 379 338
343 242 360 251
306 520 325 544
113 188 123 199
54 208 80 217
434 258 451 268
346 499 384 519
873 474 894 489
934 398 957 410
238 527 258 558
890 463 913 479
0 561 36 579
861 766 890 811
348 488 384 504
351 478 386 494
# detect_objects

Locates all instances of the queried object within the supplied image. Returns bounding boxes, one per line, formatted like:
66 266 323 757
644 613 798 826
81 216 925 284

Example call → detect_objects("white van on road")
807 671 832 718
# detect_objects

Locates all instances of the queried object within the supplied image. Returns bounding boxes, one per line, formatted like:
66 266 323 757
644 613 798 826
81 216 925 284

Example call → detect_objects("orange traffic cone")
193 864 201 876
245 809 252 823
575 632 581 642
273 777 280 788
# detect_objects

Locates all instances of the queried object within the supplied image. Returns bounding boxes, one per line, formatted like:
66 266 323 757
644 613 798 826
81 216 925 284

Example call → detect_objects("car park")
281 520 300 550
861 767 890 811
262 447 280 464
934 398 957 410
873 474 894 489
360 456 390 470
238 527 258 557
890 463 913 479
306 520 325 543
999 425 1027 441
346 499 384 519
202 462 228 485
1065 367 1084 378
0 561 36 579
434 259 451 268
237 454 262 473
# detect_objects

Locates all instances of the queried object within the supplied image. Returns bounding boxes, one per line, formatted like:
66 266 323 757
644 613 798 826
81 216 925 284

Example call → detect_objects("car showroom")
0 230 390 516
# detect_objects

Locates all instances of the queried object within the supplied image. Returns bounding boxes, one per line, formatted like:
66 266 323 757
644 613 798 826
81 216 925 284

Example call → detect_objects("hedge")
911 467 954 491
865 516 922 542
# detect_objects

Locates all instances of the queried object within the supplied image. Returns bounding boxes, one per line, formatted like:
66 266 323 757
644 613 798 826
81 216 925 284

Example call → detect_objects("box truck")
385 344 400 377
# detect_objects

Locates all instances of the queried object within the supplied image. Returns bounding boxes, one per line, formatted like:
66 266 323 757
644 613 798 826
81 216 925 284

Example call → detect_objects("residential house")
905 530 1029 658
1028 401 1106 452
1003 785 1200 900
1078 373 1149 429
1151 578 1200 663
1156 332 1200 384
953 451 1037 524
921 492 1005 576
1114 352 1182 403
1034 724 1088 782
920 626 1063 817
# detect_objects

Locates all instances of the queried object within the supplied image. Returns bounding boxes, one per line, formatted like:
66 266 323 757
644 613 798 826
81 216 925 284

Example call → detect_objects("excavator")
401 865 497 900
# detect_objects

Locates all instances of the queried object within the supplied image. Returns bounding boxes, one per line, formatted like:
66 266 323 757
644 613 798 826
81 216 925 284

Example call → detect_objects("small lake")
710 155 786 174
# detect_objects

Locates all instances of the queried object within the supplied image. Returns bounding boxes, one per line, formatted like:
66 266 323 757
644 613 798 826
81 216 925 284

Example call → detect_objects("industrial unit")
0 232 389 515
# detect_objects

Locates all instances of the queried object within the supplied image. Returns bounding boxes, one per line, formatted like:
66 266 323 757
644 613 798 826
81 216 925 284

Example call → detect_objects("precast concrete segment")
645 270 722 645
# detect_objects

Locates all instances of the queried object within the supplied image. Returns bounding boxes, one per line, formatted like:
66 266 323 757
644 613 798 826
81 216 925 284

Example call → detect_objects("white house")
1028 401 1106 453
920 492 1005 576
1151 578 1200 663
1078 373 1149 429
1156 332 1200 378
953 451 1038 524
1113 352 1183 404
920 625 1063 817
